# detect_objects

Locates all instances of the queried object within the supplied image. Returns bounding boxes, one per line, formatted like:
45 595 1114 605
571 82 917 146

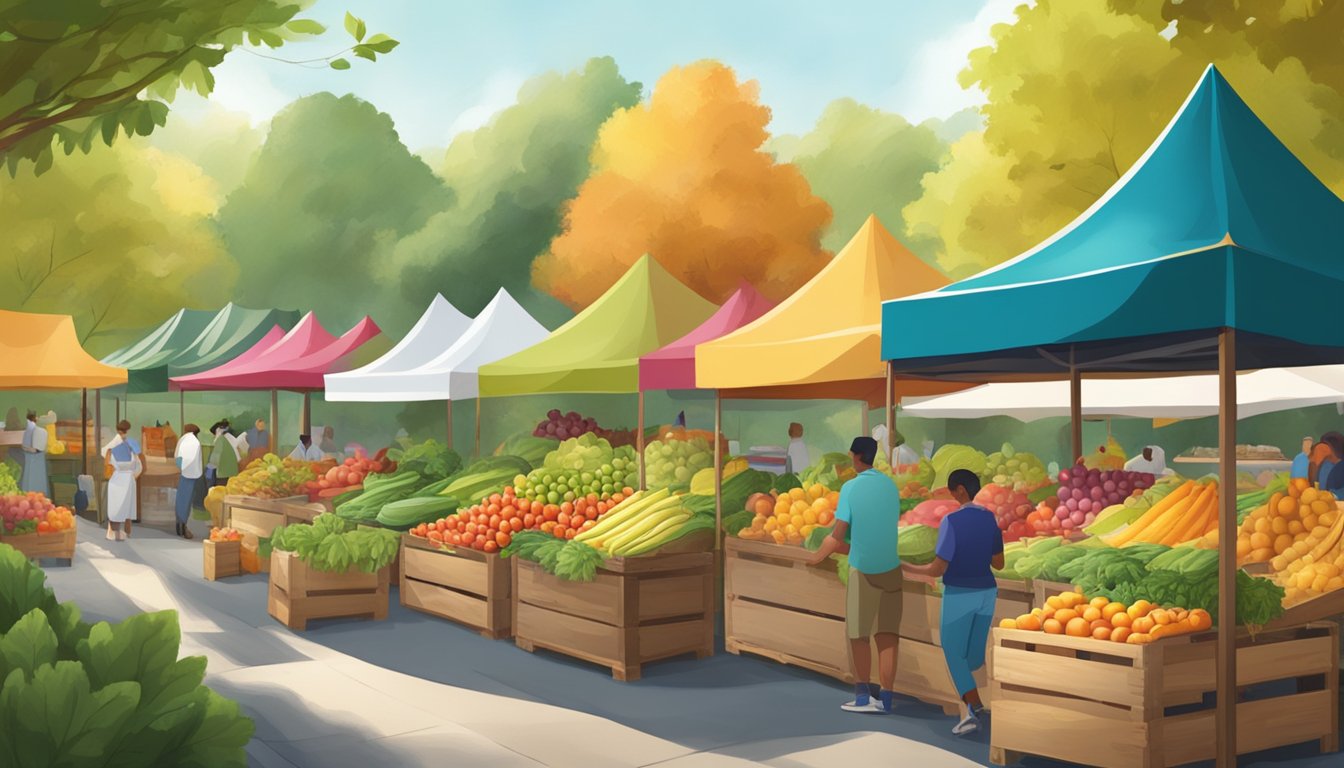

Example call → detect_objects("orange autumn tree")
533 61 833 309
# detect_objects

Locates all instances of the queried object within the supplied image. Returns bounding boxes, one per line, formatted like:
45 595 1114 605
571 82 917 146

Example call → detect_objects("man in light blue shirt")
1291 436 1313 479
809 436 903 714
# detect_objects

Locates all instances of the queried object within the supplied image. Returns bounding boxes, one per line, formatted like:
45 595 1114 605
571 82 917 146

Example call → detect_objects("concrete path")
37 517 1344 767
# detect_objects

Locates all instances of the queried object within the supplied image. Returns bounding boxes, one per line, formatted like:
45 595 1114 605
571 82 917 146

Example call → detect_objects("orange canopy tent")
0 309 127 390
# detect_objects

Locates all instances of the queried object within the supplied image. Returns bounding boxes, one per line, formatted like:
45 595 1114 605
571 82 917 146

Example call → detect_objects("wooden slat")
991 699 1150 768
638 620 707 661
637 574 709 622
727 597 850 676
995 627 1147 659
402 546 490 596
401 578 488 628
726 553 844 618
516 602 620 662
1159 690 1335 766
515 560 620 625
226 506 285 538
604 550 714 575
993 646 1147 708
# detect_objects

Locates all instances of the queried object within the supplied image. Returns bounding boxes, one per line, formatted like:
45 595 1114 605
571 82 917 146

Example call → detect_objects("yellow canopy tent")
0 309 127 390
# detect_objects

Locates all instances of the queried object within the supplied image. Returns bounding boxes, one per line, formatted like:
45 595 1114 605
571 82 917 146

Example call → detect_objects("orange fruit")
1065 617 1090 637
1017 614 1042 631
1089 619 1110 633
1054 608 1079 624
1092 626 1112 640
999 618 1018 629
1110 626 1132 643
1150 609 1172 626
1046 596 1064 610
1090 596 1111 610
1128 633 1153 645
1102 602 1126 620
1128 600 1153 619
1132 617 1155 634
1082 606 1102 622
1110 612 1132 629
1043 618 1064 634
1190 609 1213 631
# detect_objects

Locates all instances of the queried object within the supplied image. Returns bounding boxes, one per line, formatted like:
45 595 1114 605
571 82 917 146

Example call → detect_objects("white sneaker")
841 699 886 714
952 714 980 735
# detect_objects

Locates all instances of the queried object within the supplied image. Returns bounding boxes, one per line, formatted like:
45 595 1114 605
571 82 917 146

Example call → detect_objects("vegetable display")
1103 478 1216 546
900 497 958 528
642 435 714 491
495 433 560 468
532 409 637 446
974 483 1034 542
576 488 708 556
303 453 397 500
801 453 857 490
375 495 459 531
226 454 317 498
335 471 423 523
517 434 634 505
0 492 73 535
736 484 840 545
437 455 532 505
0 461 17 495
1027 465 1155 535
1246 480 1344 608
1000 590 1211 644
409 485 631 552
269 513 400 573
209 527 243 542
386 438 460 481
929 443 986 489
980 442 1049 491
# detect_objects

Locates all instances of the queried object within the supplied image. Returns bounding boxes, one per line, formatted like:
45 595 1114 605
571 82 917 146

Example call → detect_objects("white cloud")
891 0 1029 122
194 54 293 126
447 71 527 137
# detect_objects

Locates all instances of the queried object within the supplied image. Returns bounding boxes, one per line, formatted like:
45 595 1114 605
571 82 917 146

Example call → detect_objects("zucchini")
376 495 460 530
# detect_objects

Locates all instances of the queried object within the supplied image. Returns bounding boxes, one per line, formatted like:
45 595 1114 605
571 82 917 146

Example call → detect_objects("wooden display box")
0 529 76 565
725 537 1017 715
400 535 511 639
512 550 714 681
1032 578 1079 608
267 550 389 631
203 539 241 580
220 495 312 539
989 623 1340 767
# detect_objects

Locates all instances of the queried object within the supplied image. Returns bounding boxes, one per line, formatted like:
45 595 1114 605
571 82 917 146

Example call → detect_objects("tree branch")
80 297 116 345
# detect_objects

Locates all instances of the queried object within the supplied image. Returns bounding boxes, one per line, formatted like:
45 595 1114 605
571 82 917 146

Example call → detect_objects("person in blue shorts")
808 436 903 714
904 468 1004 736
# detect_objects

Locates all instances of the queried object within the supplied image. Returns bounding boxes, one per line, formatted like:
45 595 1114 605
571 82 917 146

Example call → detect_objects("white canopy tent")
900 367 1344 421
324 294 471 402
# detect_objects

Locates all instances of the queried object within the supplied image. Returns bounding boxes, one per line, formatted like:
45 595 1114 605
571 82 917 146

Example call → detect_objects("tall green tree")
383 57 641 322
904 0 1344 276
0 140 233 354
775 98 949 257
0 1 396 174
217 92 450 330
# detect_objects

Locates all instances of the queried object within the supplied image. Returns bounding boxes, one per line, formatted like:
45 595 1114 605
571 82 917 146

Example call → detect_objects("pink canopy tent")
633 282 774 488
638 283 774 391
171 313 382 450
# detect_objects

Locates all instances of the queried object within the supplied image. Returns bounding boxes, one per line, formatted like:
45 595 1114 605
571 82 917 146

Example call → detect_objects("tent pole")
300 393 311 435
637 391 646 491
885 363 895 466
1069 366 1082 463
81 388 88 478
115 397 120 424
269 390 277 454
179 389 184 430
1215 328 1237 767
713 391 722 552
94 390 102 521
445 400 453 451
860 401 869 436
474 398 481 459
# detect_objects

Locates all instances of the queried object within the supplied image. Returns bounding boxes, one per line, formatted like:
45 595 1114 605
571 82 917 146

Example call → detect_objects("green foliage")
553 541 605 581
0 544 251 766
218 92 448 331
388 438 461 482
384 57 641 322
270 513 399 573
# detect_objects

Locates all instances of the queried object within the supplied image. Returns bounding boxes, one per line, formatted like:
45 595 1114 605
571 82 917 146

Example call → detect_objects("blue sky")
181 0 1021 150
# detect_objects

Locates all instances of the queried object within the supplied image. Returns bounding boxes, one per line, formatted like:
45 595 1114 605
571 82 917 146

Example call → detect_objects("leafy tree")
383 57 640 322
533 61 833 309
217 92 449 330
904 0 1344 276
148 104 263 197
0 1 396 175
776 98 948 256
0 140 233 355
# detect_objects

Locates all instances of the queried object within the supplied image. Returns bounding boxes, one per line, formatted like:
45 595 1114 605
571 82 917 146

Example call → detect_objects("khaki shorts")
846 567 904 639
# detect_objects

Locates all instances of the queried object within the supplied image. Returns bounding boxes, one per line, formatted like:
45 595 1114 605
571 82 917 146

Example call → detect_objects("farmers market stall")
695 216 978 708
881 66 1344 767
325 289 548 454
0 309 127 564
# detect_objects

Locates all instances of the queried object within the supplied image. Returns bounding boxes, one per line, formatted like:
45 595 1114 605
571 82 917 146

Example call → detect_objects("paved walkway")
38 517 1344 768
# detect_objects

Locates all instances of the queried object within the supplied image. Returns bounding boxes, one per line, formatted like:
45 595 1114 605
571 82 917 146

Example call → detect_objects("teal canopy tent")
881 66 1344 766
880 66 1344 378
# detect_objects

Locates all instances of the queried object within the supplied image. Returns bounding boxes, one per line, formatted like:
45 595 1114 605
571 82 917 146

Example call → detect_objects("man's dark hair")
1322 432 1344 459
948 468 981 499
25 410 36 421
182 423 200 435
849 436 877 465
116 420 131 433
299 434 312 447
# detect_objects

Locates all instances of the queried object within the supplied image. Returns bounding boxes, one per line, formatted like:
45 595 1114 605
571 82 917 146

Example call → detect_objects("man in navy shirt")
904 468 1004 736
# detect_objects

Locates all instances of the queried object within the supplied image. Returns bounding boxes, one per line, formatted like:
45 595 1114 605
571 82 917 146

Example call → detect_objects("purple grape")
1058 469 1071 483
1103 480 1117 493
1090 486 1104 501
1078 498 1092 513
1061 518 1076 530
1070 510 1086 525
545 422 557 435
548 409 562 420
1072 487 1086 500
566 411 580 421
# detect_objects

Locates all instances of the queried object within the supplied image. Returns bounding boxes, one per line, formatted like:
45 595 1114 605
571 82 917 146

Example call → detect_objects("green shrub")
0 544 253 766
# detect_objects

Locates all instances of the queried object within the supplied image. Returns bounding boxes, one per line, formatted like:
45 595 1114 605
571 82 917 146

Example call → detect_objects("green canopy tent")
476 254 715 454
880 66 1344 765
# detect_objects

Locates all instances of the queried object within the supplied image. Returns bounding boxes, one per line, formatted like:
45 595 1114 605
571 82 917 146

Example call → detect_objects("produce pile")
929 444 986 489
303 451 398 500
0 492 74 536
1240 479 1344 608
1081 436 1127 470
1000 590 1211 644
893 459 935 497
1103 478 1217 547
335 454 529 527
642 435 714 491
801 453 857 490
226 454 317 498
516 434 635 506
980 443 1050 491
689 467 776 533
901 497 958 528
1026 464 1155 535
974 483 1034 542
0 461 17 495
410 486 631 552
387 438 460 481
269 513 400 573
736 484 839 545
532 409 637 447
496 432 560 469
208 527 242 542
1082 477 1184 536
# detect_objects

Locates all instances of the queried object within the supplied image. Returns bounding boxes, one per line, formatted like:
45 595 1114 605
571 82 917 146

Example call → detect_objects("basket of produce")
266 514 398 631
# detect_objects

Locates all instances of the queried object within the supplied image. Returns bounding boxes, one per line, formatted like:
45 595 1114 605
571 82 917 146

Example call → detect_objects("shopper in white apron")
19 411 49 495
102 420 142 541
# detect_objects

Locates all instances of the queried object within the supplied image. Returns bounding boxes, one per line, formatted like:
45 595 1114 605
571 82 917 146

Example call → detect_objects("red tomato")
610 493 624 505
487 503 501 516
483 541 498 553
465 523 478 536
523 513 537 529
502 504 517 517
428 530 444 542
557 513 571 528
436 520 448 532
508 516 523 532
516 499 532 514
552 527 566 539
584 508 597 521
581 520 596 531
560 501 574 517
497 519 512 534
488 514 501 529
489 493 502 505
543 506 559 522
450 534 462 546
586 493 598 504
565 527 578 540
540 521 557 534
596 502 608 514
622 486 634 496
503 486 514 496
475 534 488 548
496 531 510 548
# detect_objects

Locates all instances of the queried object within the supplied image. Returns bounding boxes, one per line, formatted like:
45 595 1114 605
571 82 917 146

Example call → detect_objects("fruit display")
900 497 959 528
532 409 637 446
375 494 460 531
1083 476 1185 536
899 481 930 500
1081 435 1127 470
225 454 317 499
411 485 633 552
1000 590 1211 644
1104 478 1216 546
435 455 533 504
974 483 1034 542
209 527 243 542
893 458 935 492
1237 478 1333 566
801 453 857 490
517 434 635 505
0 492 72 535
0 461 18 495
897 523 937 564
929 444 987 489
688 458 749 495
736 484 839 545
643 435 714 491
1027 464 1155 535
576 488 709 556
980 443 1050 491
386 439 459 481
303 453 397 500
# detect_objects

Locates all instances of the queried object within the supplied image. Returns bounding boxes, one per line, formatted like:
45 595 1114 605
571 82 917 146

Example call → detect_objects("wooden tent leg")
300 393 311 435
637 391 646 491
713 391 723 551
860 400 869 435
474 398 481 459
1069 366 1082 463
886 363 896 466
1216 328 1237 767
179 389 184 431
269 390 278 454
445 400 453 451
81 388 88 478
94 390 102 522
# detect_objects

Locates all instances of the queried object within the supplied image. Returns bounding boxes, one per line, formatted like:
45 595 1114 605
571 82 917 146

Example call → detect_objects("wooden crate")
220 495 310 539
203 539 241 580
989 623 1340 767
1032 578 1078 608
400 535 510 639
0 529 76 565
725 537 1014 715
267 550 389 631
512 550 714 681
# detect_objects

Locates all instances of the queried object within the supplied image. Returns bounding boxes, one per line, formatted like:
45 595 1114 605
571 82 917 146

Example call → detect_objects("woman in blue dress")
102 420 142 541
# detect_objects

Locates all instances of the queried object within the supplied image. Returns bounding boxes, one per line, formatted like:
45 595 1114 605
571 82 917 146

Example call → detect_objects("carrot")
1161 484 1215 546
1110 480 1196 545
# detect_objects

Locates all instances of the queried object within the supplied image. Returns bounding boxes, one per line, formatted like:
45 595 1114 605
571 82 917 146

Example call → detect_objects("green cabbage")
898 523 938 564
930 444 987 489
